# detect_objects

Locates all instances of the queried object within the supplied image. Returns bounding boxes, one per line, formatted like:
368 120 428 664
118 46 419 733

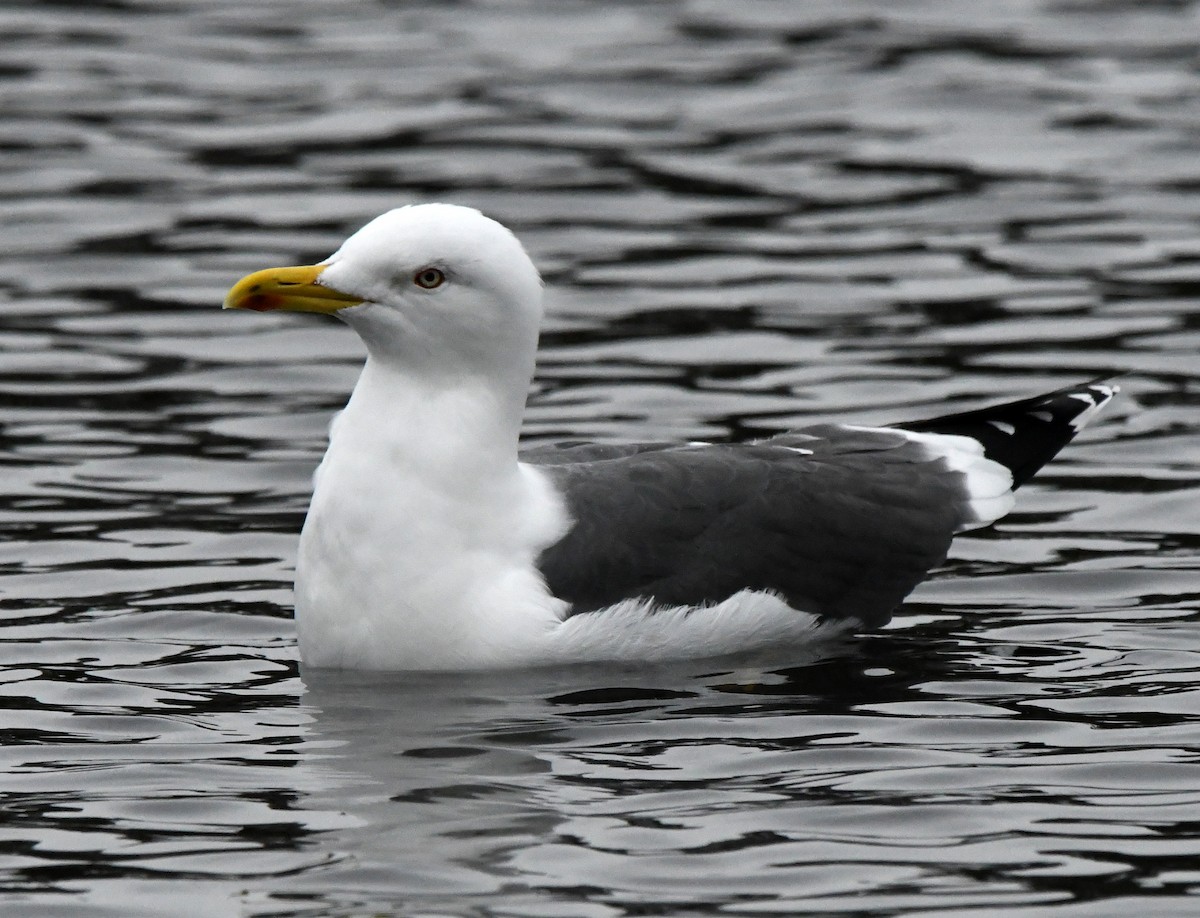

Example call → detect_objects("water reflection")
289 617 1200 915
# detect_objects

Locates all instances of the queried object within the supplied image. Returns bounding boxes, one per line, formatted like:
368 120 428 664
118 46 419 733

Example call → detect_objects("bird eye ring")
413 267 446 289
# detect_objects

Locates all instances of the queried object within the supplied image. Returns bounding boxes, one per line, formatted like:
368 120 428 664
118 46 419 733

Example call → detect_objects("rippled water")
1 0 1199 914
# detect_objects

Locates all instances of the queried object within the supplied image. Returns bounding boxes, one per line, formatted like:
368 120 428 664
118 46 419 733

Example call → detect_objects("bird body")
224 204 1116 671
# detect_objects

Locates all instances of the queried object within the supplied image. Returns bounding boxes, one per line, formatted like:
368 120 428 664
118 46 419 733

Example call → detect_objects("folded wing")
527 380 1117 627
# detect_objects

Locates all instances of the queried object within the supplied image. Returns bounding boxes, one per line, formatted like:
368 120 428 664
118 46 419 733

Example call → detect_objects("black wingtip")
897 378 1118 488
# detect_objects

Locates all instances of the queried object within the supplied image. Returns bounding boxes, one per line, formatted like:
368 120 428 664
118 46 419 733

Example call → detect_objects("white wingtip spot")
987 420 1016 435
1067 384 1119 432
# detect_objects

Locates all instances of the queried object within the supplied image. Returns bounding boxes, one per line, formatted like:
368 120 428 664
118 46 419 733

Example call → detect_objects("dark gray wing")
526 425 970 628
520 441 680 464
527 379 1117 628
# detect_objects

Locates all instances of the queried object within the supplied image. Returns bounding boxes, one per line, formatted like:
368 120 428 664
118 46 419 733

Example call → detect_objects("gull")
224 203 1116 670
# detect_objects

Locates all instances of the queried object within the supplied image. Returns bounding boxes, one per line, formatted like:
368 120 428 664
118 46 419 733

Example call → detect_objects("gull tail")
897 379 1118 488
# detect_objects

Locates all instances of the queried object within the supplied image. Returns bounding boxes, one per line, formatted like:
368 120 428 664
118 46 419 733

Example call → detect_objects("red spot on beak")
241 294 283 312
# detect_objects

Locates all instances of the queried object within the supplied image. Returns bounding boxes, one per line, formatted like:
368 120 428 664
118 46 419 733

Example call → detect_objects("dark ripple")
0 0 1198 915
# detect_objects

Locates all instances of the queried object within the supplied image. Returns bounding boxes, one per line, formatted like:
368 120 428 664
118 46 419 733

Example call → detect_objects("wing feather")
527 426 974 627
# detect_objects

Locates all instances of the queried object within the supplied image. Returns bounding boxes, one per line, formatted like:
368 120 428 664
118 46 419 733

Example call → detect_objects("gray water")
1 0 1199 915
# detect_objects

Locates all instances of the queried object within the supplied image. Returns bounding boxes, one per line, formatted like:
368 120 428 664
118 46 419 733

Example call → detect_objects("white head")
224 204 545 382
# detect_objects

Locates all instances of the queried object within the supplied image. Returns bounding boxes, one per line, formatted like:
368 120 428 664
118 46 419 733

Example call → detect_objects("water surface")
1 1 1198 915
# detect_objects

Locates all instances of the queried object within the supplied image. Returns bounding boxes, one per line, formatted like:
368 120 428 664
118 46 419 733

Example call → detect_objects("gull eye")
413 267 446 290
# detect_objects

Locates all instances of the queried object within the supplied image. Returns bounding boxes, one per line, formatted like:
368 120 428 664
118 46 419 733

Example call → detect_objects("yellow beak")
222 264 365 314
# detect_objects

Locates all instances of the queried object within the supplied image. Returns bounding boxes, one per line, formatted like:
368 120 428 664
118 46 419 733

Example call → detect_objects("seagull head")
223 204 545 376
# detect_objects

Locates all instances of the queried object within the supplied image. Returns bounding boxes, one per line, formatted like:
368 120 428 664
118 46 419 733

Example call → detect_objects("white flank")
545 590 851 664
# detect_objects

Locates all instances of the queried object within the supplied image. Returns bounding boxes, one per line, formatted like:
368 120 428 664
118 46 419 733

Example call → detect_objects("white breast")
293 367 571 670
